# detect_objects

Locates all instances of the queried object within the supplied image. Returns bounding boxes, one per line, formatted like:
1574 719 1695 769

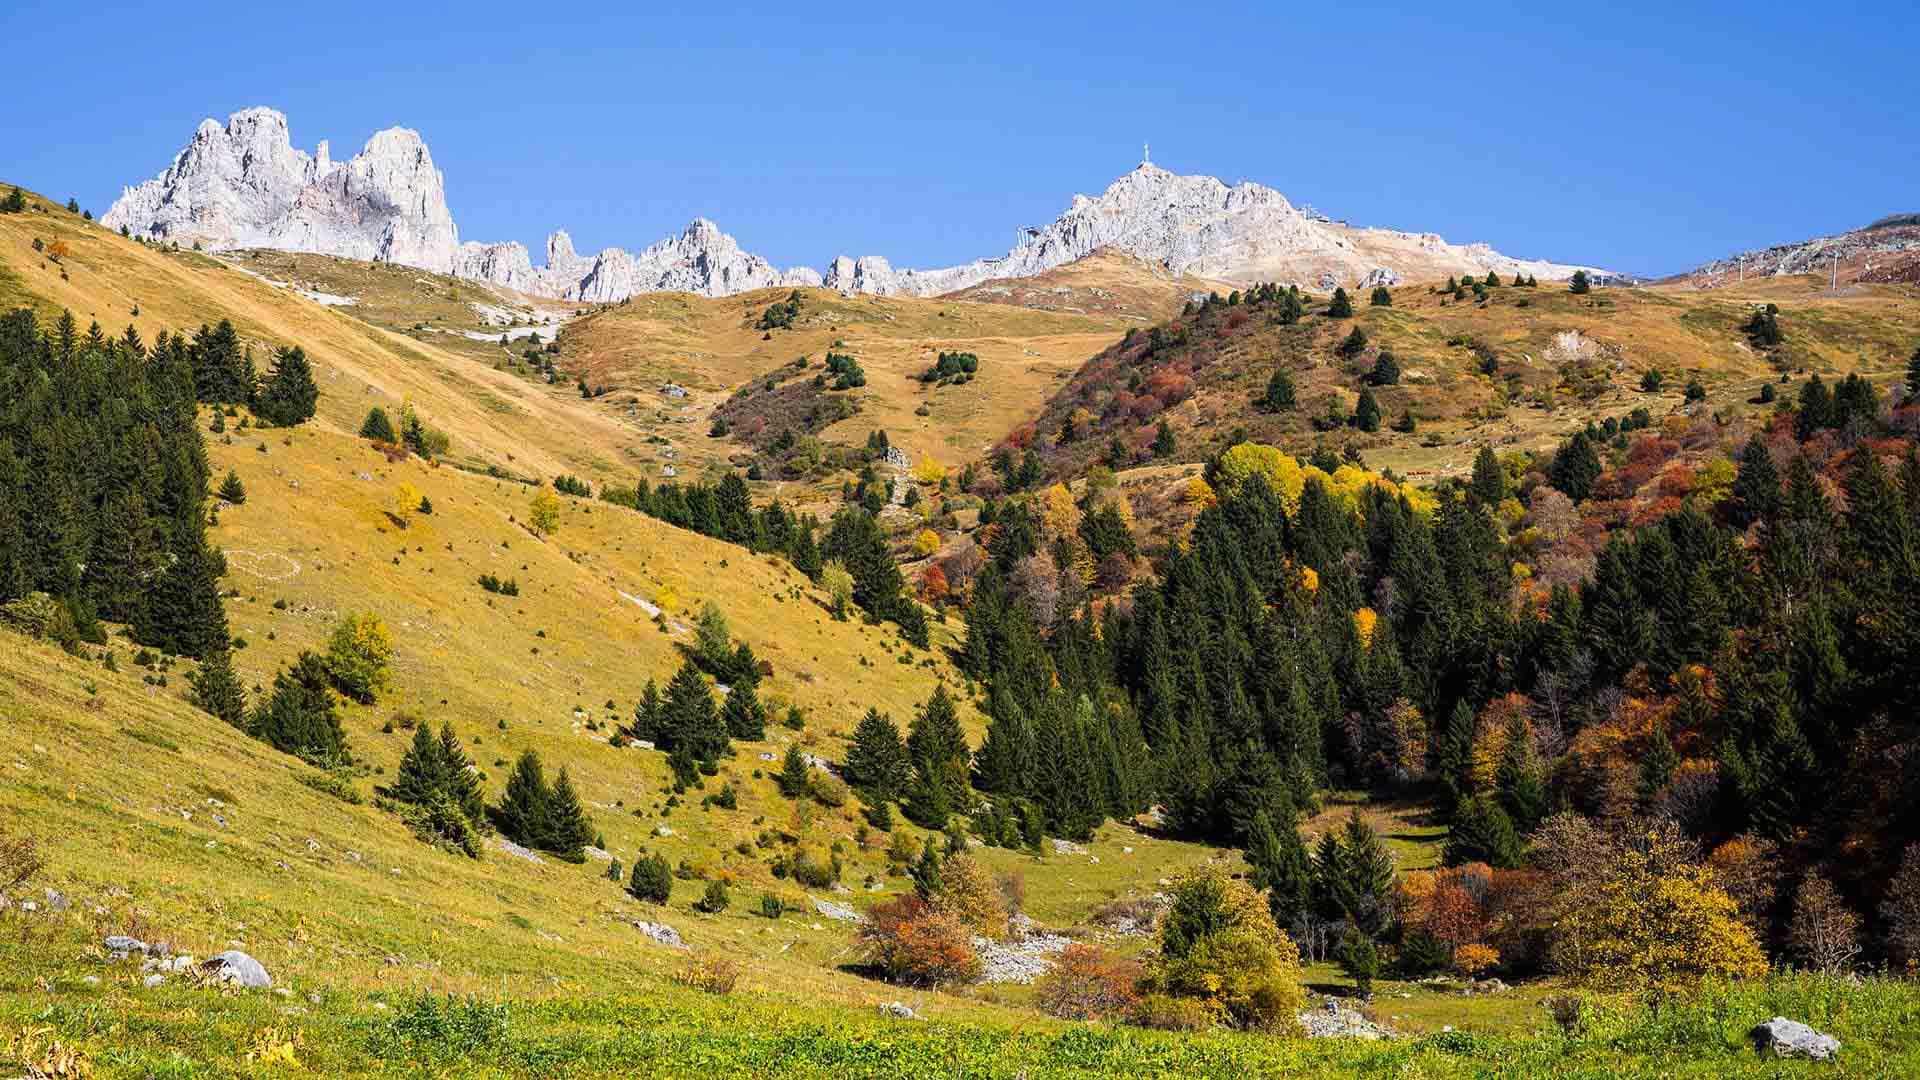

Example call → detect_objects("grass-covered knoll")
554 280 1138 481
0 182 629 481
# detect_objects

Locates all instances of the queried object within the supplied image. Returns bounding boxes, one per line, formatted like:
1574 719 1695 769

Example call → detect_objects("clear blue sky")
14 2 1917 276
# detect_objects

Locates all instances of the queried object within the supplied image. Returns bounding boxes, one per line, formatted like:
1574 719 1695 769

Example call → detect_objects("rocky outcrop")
105 108 458 274
109 109 1598 301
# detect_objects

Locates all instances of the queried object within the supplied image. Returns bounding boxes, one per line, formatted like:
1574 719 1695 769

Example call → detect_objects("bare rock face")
109 109 1597 302
558 218 819 302
106 109 459 274
822 163 1597 296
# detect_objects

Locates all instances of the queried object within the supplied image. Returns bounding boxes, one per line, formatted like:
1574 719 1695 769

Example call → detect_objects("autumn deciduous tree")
1788 874 1861 975
1554 825 1766 995
325 611 394 705
528 489 562 535
391 482 422 527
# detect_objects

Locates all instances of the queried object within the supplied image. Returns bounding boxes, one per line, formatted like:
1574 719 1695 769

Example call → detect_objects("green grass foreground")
4 932 1918 1078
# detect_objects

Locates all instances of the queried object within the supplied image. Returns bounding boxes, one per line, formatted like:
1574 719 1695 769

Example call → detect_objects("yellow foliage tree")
325 611 394 704
911 459 947 487
1470 694 1534 792
528 489 562 535
391 481 422 527
1556 827 1767 995
1297 564 1319 594
1353 607 1378 650
1183 476 1217 511
1041 483 1081 538
911 529 941 558
935 853 1009 940
821 560 855 619
1215 441 1436 516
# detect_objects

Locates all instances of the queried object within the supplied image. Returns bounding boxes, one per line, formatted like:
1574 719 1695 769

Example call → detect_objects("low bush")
674 955 741 995
1035 943 1141 1020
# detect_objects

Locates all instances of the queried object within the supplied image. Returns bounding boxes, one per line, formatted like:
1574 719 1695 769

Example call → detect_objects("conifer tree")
1569 269 1591 294
251 652 349 766
255 345 318 426
1244 801 1314 927
629 853 672 903
722 675 766 741
660 658 727 762
1443 795 1522 868
778 745 811 798
1638 719 1679 806
1797 375 1833 438
1353 387 1382 433
1469 446 1506 507
187 645 247 727
1549 430 1602 502
392 723 451 807
1495 710 1548 832
1152 419 1177 457
359 406 396 442
630 678 663 742
1264 368 1296 411
492 750 553 848
1326 287 1353 317
135 536 231 660
906 684 969 817
543 768 595 861
438 724 485 824
845 707 910 802
1731 434 1780 525
910 835 943 901
218 469 246 505
1436 699 1475 809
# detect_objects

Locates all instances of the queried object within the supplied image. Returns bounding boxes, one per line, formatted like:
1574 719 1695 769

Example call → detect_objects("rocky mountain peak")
107 107 1598 303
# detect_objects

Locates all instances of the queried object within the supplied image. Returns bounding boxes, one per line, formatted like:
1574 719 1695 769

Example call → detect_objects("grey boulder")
1752 1017 1840 1060
200 950 273 988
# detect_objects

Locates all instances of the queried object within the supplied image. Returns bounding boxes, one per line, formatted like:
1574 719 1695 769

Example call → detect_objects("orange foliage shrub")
858 896 981 986
1453 943 1500 976
920 564 949 605
1035 943 1142 1020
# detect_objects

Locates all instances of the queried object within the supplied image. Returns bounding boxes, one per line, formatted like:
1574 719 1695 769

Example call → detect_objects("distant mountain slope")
107 108 1602 304
1007 275 1920 488
1668 215 1920 287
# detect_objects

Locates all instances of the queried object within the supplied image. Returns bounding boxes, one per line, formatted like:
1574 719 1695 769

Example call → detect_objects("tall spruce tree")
492 750 553 848
255 345 318 426
542 768 595 862
845 708 910 802
250 652 349 766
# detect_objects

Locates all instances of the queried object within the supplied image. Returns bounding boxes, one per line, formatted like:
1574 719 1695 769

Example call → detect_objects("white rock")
106 109 458 274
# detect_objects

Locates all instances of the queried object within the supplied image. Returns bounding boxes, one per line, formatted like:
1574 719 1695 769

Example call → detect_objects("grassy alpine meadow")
5 920 1919 1079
